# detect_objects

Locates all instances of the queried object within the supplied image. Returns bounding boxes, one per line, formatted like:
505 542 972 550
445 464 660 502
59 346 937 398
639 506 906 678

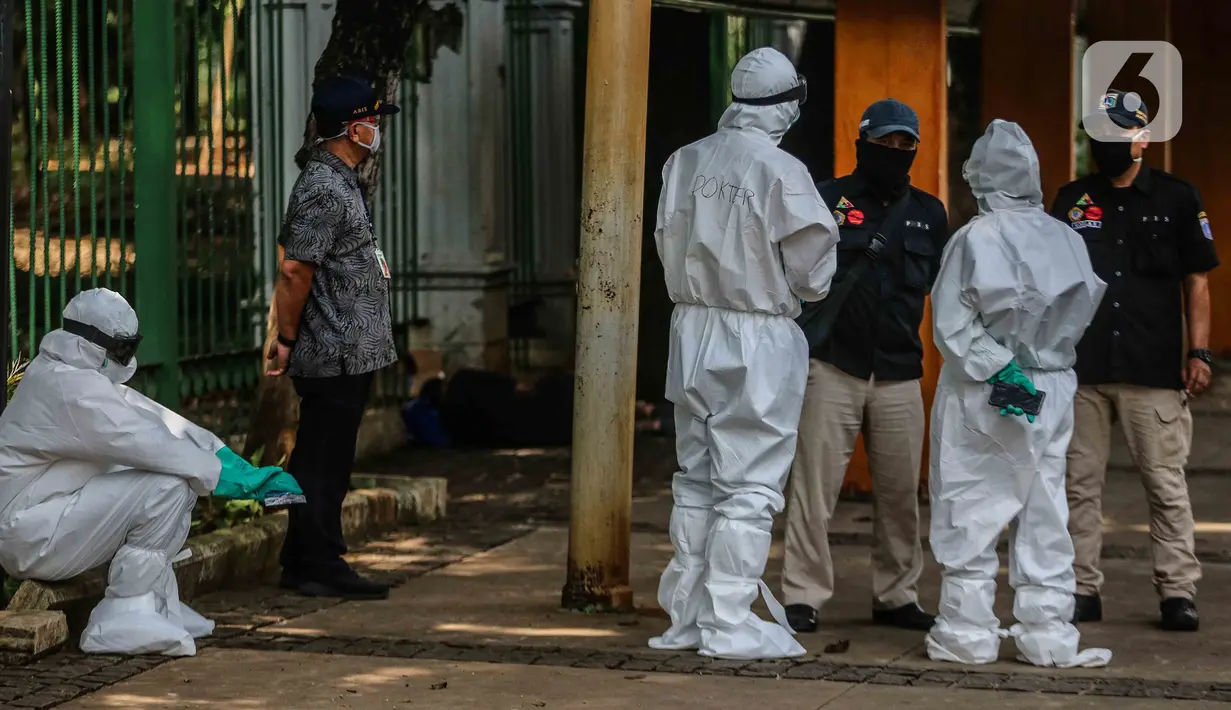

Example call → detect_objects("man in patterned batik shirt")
268 76 399 601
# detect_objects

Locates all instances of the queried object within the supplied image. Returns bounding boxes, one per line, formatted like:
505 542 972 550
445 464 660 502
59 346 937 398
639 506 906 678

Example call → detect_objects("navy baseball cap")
1080 89 1149 130
859 98 921 142
311 75 400 123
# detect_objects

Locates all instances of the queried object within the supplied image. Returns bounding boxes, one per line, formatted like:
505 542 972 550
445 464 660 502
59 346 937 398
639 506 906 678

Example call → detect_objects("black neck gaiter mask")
854 138 916 200
1089 140 1138 179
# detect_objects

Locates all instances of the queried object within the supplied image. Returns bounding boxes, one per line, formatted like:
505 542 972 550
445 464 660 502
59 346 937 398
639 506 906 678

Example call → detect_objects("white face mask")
355 123 381 153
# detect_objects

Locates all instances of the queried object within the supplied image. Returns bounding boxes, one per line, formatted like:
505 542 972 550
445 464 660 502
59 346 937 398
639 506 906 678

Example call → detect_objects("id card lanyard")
363 197 392 280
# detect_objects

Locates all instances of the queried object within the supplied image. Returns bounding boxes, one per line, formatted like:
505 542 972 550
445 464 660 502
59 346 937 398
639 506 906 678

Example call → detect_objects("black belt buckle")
864 233 888 261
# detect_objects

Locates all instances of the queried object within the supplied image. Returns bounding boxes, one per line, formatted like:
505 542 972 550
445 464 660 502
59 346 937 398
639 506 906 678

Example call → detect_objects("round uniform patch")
847 209 865 226
1085 206 1103 220
1068 207 1084 222
833 210 845 226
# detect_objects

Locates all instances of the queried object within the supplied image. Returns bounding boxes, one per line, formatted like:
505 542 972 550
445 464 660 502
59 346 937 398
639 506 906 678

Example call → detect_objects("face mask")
355 123 381 153
1089 139 1140 178
855 138 916 198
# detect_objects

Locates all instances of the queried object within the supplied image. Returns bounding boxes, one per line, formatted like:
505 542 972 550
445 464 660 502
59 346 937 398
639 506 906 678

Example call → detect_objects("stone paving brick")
955 672 1010 690
784 661 833 680
619 658 662 672
1166 685 1212 700
869 671 916 686
736 659 796 679
825 665 881 683
1046 678 1096 695
998 675 1058 693
912 670 965 687
487 647 545 665
1086 680 1137 696
698 659 751 676
571 653 630 670
656 655 709 674
1125 680 1180 698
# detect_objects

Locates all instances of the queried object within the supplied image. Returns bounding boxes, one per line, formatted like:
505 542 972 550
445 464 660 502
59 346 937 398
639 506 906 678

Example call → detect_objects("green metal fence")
10 0 422 441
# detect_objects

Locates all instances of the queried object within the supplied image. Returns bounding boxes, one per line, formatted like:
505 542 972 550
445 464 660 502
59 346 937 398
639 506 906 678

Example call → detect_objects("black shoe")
295 571 390 601
872 603 935 631
278 571 301 591
785 604 818 633
1072 594 1102 623
1160 597 1199 632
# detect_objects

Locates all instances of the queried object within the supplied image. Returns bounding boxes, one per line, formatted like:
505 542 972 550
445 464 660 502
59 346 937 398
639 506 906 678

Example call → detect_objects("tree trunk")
241 0 464 466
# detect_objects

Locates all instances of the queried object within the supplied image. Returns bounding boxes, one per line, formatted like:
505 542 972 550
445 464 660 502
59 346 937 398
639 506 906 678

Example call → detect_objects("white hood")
932 120 1107 379
50 287 141 383
716 47 801 146
963 119 1044 214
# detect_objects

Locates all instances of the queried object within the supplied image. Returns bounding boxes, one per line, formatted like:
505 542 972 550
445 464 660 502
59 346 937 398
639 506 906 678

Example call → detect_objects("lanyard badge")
374 247 391 279
364 199 392 280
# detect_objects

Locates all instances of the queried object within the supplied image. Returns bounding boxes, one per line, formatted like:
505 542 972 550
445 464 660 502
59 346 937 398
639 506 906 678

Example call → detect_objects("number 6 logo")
1082 41 1183 142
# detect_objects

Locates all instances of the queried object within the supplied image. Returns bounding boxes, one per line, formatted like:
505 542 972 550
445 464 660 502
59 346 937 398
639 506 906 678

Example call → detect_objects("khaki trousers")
782 360 925 611
1066 384 1200 600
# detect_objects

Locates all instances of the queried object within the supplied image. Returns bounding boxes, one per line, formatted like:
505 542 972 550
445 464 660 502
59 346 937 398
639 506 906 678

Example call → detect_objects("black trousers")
279 371 374 580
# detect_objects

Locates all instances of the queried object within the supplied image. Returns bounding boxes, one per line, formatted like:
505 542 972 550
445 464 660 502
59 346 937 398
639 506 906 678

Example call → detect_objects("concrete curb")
1 476 446 662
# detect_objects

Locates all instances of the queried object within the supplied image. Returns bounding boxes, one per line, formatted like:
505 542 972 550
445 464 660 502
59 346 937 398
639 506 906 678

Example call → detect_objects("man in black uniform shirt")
1053 89 1218 632
782 99 949 632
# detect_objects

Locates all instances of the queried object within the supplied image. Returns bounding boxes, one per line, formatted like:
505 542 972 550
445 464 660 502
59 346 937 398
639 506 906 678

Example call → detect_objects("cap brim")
1078 113 1143 130
375 104 401 116
864 124 921 141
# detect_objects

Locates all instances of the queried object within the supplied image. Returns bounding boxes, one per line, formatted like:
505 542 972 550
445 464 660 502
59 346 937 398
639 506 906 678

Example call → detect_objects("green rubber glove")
988 362 1038 423
212 447 303 500
255 470 303 498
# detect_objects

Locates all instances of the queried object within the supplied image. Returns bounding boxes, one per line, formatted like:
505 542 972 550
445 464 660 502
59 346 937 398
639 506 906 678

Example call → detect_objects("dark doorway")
637 8 713 405
779 20 836 182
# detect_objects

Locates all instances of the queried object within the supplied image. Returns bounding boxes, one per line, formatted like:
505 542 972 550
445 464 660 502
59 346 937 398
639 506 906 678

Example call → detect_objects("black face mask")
854 138 916 199
1089 139 1138 178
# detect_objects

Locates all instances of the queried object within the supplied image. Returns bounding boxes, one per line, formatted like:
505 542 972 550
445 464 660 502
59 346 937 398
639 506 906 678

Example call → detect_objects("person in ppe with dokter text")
649 47 840 661
925 120 1112 668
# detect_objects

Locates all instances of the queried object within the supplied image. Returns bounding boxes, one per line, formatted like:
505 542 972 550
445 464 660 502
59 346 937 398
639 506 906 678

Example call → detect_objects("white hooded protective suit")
649 47 840 660
926 120 1111 668
0 288 222 656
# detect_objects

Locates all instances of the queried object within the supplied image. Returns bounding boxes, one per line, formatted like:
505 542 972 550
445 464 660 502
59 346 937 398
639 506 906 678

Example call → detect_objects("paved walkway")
14 409 1231 709
39 480 1231 708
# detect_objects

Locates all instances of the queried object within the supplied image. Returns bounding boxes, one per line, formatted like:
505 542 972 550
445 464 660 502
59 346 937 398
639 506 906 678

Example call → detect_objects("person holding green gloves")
925 121 1110 668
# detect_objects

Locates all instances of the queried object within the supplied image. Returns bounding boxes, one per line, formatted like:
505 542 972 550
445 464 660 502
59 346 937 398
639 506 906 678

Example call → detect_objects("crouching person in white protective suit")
926 120 1112 668
0 288 224 656
649 47 840 660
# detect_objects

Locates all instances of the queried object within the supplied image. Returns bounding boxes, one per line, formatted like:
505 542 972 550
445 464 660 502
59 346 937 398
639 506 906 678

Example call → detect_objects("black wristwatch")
1188 348 1213 365
277 333 297 348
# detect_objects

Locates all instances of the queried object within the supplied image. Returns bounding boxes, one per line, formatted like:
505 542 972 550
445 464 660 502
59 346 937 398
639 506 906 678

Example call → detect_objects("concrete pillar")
982 0 1076 208
833 0 947 494
1169 1 1231 354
